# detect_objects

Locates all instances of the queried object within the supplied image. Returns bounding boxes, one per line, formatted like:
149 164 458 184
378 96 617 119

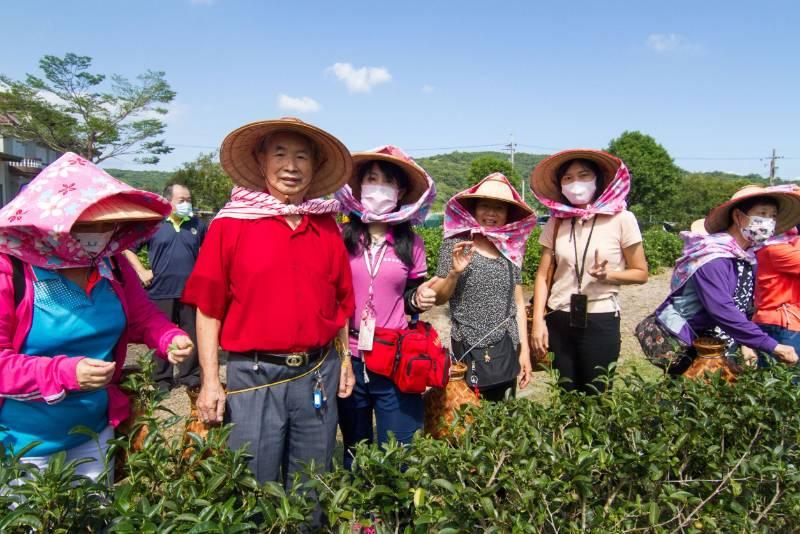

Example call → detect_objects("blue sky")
2 0 799 179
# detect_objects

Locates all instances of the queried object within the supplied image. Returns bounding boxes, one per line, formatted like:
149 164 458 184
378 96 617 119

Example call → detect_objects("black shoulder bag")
456 259 520 390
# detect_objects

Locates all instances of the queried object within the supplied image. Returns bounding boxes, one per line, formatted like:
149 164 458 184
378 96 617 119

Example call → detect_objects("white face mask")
73 231 114 256
175 201 193 218
562 181 597 206
361 184 399 215
741 215 776 245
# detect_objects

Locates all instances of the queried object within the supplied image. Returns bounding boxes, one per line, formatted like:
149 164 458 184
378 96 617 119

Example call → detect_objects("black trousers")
151 298 200 388
546 310 621 394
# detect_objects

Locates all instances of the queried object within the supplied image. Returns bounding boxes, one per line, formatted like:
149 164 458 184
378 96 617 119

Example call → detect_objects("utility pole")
505 134 521 202
769 148 779 186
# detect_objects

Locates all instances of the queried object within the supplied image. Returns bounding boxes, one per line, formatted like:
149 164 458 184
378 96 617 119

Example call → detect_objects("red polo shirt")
182 214 355 353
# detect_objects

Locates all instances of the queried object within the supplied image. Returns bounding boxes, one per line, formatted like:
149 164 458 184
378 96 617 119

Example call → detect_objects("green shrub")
643 228 684 274
6 356 800 531
316 366 800 532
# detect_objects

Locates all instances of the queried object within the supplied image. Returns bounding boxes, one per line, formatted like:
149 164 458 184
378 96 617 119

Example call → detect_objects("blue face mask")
175 202 193 218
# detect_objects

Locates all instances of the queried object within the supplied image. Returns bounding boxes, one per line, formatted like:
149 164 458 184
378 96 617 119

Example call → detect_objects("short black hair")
163 183 189 200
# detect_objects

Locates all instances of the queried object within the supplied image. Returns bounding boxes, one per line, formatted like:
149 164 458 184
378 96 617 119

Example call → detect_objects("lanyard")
363 242 389 303
571 217 597 294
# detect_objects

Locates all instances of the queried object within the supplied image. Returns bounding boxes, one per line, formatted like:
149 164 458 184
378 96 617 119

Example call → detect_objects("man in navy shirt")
123 184 207 391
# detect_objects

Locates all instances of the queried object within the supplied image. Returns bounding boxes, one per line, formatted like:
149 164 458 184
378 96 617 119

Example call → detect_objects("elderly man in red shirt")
182 118 355 489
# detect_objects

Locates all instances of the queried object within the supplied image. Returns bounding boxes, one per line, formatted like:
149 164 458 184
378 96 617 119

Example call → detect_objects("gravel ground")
126 270 673 421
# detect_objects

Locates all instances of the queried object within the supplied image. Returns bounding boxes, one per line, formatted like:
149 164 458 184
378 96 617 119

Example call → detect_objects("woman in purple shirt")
640 186 800 373
334 146 437 469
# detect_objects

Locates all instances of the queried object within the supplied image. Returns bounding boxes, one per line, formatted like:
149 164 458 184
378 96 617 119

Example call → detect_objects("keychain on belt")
313 370 327 409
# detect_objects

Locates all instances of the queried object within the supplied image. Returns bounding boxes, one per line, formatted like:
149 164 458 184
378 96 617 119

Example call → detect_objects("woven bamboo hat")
350 150 429 204
530 149 621 203
220 117 353 199
77 193 167 223
457 173 534 223
704 185 800 235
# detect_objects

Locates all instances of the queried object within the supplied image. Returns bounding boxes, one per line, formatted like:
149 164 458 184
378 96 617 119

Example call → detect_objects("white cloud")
646 33 697 53
277 94 321 113
421 84 435 94
326 62 392 93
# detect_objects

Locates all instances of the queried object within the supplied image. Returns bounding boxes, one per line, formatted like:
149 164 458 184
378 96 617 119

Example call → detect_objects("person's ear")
732 208 748 228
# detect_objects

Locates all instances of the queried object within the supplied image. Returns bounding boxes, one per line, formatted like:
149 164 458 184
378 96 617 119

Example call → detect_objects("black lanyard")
571 217 597 294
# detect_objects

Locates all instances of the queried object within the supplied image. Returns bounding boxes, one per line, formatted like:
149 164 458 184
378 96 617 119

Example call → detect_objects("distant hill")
104 153 784 211
415 151 547 210
104 168 172 194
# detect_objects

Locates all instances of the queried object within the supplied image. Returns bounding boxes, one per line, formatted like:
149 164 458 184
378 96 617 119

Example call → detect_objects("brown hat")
77 193 167 223
704 185 800 235
350 147 430 204
219 117 353 199
530 149 621 203
457 173 534 223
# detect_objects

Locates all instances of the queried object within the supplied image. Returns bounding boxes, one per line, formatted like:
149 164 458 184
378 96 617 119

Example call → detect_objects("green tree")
0 53 175 164
169 152 232 212
607 131 681 222
672 173 754 229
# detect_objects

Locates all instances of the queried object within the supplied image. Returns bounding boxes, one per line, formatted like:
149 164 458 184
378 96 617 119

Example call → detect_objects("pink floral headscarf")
215 186 340 221
443 173 537 268
535 162 631 221
0 152 171 269
334 145 436 226
670 231 756 292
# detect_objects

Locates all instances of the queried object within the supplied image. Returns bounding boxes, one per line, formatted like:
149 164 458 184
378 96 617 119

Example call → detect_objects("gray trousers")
225 350 339 488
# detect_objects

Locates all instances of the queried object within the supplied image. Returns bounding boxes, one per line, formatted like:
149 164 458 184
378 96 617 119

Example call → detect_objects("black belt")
229 345 329 368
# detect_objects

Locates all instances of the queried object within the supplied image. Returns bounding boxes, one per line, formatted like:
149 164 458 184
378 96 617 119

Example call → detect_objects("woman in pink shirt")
334 146 437 469
0 153 192 482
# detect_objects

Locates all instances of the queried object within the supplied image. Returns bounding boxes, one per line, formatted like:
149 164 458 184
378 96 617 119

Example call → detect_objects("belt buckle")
286 353 305 367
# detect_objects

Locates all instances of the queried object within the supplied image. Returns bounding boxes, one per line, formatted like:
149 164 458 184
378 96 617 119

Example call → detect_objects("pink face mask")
360 184 399 215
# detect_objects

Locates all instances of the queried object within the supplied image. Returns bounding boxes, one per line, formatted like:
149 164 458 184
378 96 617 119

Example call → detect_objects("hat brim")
530 149 621 204
705 191 800 235
220 119 353 199
76 192 168 223
349 153 430 205
456 194 534 224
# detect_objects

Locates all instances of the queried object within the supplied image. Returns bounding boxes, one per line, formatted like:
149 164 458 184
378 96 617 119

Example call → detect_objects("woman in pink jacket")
0 153 192 482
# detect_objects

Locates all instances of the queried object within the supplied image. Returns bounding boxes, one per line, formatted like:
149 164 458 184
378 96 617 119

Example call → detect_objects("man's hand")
338 359 355 398
197 379 226 423
137 269 154 288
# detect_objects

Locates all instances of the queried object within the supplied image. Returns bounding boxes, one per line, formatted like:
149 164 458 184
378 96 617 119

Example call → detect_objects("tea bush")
3 355 800 532
315 366 800 532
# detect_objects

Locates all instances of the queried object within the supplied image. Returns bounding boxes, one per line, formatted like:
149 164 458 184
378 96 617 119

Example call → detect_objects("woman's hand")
588 249 609 281
197 379 226 423
517 350 532 389
530 318 549 357
76 359 116 391
773 344 799 365
414 279 437 311
167 335 194 365
741 346 758 367
451 241 475 274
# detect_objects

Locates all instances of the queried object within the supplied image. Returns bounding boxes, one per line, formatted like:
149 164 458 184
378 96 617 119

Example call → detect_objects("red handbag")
362 321 450 394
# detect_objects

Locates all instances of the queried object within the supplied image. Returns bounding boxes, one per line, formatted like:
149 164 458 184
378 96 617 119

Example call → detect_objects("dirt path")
129 270 673 418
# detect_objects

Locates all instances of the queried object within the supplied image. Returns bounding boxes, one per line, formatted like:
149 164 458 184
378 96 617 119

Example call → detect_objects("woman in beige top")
529 149 648 393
